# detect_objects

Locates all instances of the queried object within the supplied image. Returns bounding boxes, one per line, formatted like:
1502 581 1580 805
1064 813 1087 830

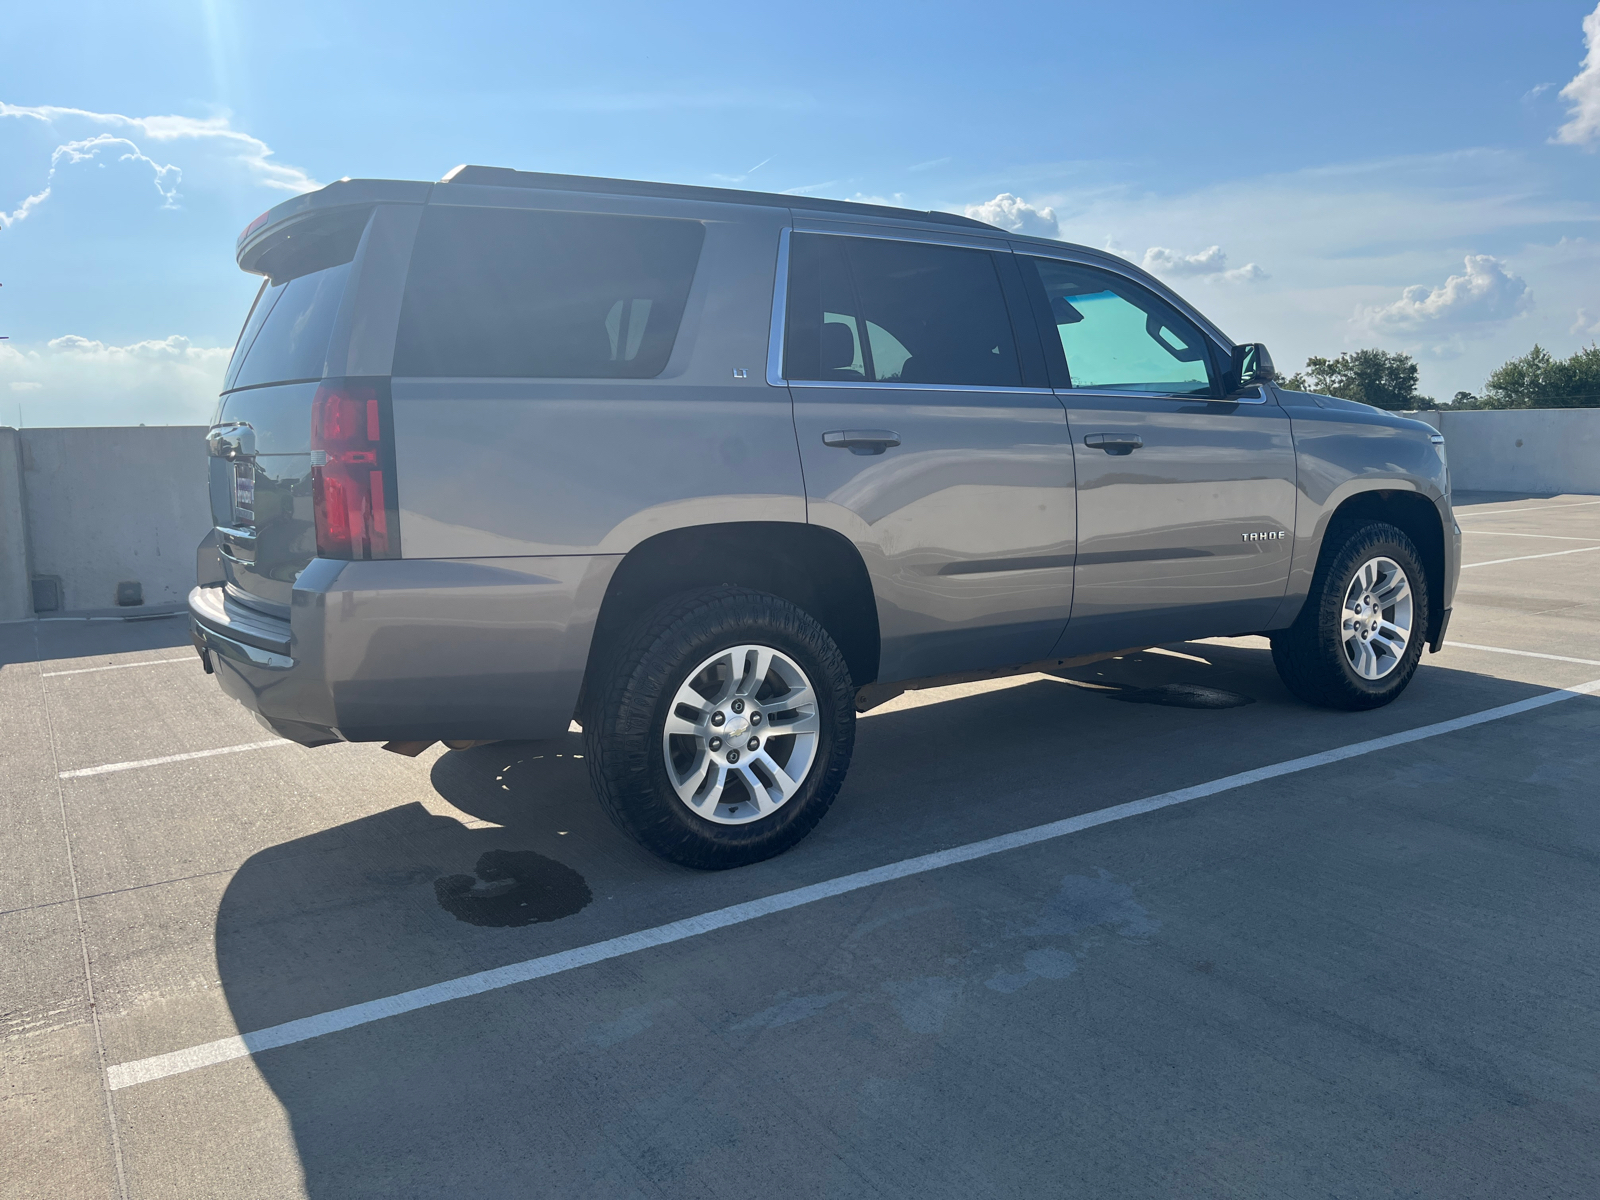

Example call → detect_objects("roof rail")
438 164 997 231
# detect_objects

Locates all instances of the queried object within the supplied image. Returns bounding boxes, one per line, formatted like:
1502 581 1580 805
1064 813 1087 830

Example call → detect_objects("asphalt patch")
1108 683 1255 709
433 849 593 927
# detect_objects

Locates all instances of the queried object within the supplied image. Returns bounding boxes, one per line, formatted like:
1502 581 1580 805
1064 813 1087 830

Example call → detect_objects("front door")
1017 255 1298 655
784 230 1077 683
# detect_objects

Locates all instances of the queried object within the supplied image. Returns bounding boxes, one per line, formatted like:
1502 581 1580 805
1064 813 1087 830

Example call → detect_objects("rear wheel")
584 587 856 869
1271 521 1429 710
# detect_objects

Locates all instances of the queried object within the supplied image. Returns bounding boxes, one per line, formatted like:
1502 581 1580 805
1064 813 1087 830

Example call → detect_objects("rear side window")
785 234 1022 388
393 207 706 378
228 261 353 390
1025 258 1216 397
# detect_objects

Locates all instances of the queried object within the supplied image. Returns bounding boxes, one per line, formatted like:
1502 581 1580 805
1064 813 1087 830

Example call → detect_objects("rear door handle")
823 429 901 456
1083 433 1143 455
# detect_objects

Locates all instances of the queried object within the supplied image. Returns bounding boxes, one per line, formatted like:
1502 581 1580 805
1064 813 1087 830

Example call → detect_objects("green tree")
1482 343 1600 408
1300 349 1432 411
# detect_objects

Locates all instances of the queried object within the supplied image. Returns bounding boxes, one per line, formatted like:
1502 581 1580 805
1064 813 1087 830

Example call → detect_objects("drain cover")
1108 683 1255 709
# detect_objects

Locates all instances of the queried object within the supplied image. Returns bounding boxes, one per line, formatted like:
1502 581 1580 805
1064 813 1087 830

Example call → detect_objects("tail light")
310 378 400 560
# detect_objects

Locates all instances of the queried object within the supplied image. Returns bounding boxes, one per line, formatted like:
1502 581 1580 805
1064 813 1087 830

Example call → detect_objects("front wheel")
584 587 856 869
1271 521 1430 711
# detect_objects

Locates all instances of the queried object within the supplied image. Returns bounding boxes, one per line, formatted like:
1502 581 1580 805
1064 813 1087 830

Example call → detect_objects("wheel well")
584 522 880 696
1324 489 1446 640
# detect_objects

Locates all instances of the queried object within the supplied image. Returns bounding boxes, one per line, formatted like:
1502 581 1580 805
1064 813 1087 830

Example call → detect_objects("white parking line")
1456 499 1600 518
104 674 1600 1091
42 657 196 678
1447 642 1600 667
1456 530 1600 542
1460 545 1600 569
59 740 291 780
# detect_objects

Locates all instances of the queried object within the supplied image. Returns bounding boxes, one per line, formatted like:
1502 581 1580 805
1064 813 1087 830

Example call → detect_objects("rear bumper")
189 554 619 747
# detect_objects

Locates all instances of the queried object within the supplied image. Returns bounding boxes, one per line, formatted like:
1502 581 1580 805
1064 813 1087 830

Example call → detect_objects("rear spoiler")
236 179 431 277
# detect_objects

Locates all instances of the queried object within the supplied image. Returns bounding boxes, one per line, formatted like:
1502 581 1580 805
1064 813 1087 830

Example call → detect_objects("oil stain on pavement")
433 848 593 927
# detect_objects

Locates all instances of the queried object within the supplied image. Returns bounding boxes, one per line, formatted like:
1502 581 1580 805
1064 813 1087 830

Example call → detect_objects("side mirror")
1228 343 1277 393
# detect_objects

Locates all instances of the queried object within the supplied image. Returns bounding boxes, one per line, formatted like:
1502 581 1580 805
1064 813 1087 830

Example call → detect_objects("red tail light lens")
310 379 399 560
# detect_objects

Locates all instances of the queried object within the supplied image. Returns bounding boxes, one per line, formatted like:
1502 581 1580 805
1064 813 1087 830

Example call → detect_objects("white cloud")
1554 3 1600 147
1142 245 1267 283
1573 308 1600 337
0 335 229 426
964 193 1059 238
0 102 319 227
1357 255 1531 333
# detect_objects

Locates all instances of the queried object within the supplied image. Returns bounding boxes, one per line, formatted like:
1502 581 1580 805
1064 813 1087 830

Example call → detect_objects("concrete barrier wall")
1406 408 1600 496
1 426 210 619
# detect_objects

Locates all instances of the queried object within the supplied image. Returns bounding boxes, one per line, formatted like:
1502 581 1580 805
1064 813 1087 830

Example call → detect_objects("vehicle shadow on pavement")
0 613 193 669
208 649 1578 1197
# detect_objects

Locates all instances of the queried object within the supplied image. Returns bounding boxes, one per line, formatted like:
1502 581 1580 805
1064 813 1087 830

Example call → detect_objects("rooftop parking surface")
4 492 1600 1200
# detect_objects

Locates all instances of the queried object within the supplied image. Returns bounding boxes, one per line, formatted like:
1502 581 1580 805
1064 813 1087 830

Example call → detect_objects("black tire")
1271 521 1430 711
583 586 856 870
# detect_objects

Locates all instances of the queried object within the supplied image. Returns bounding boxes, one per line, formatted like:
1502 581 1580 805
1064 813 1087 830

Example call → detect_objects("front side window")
394 206 705 379
785 233 1022 388
1026 258 1216 397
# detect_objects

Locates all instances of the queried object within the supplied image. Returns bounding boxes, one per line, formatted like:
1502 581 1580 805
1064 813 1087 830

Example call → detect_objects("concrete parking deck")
4 493 1600 1199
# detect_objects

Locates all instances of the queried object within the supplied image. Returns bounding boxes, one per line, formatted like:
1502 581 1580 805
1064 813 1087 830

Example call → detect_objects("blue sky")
3 0 1599 425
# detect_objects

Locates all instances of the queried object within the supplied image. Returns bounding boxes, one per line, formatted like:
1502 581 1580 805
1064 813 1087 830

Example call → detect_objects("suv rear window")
393 206 706 379
226 261 353 391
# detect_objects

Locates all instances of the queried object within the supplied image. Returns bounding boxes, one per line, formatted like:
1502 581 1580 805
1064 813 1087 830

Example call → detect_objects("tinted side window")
230 261 353 390
1026 258 1216 396
394 207 706 379
785 234 1022 388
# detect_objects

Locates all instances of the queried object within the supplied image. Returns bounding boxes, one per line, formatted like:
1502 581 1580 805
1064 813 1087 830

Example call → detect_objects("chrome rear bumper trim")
192 621 294 671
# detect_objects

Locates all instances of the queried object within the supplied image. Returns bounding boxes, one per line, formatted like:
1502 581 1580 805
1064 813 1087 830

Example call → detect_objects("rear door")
784 227 1077 682
1016 255 1297 654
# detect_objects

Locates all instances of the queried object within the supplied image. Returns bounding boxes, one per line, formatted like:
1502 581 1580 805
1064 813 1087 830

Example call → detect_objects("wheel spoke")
688 763 728 816
1340 617 1361 643
758 710 819 739
663 712 702 738
1376 620 1409 648
753 751 802 801
737 765 779 814
1356 639 1381 678
1375 576 1409 607
734 646 774 699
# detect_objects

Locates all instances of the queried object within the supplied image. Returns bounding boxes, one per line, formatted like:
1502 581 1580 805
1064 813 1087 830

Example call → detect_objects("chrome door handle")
1083 433 1143 455
823 429 901 456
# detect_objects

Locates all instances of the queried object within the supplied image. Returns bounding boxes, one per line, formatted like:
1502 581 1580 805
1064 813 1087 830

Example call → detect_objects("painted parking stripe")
1456 530 1600 542
1456 499 1600 518
1447 642 1600 667
104 674 1600 1092
42 657 196 678
59 740 291 779
1460 545 1600 569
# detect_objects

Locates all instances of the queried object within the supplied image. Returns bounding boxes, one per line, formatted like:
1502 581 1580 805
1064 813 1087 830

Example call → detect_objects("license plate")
233 463 255 519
